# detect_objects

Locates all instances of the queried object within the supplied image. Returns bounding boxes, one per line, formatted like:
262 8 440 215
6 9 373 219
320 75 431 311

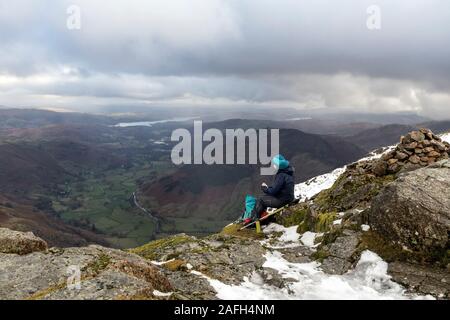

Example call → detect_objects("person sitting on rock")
246 154 295 224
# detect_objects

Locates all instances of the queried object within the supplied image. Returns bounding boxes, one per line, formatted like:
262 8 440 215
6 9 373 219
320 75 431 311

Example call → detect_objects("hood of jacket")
278 165 294 176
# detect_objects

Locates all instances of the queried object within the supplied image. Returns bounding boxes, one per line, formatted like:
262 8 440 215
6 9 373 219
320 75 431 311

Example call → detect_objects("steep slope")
0 124 158 248
0 108 113 129
138 128 365 236
346 121 450 152
345 124 416 152
0 195 108 247
0 143 70 194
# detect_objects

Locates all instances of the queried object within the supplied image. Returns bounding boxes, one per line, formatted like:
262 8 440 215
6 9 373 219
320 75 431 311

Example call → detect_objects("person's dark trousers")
251 195 289 220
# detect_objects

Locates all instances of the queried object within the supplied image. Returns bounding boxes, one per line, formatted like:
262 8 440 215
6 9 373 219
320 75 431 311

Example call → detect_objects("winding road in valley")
133 191 161 233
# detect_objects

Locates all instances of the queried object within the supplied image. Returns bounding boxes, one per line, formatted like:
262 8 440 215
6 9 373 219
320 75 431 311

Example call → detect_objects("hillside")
0 109 447 249
1 128 448 300
345 121 450 152
138 127 366 236
0 121 174 248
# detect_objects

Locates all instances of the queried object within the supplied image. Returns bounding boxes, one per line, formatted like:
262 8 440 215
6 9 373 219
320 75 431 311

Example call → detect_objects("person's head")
271 154 289 170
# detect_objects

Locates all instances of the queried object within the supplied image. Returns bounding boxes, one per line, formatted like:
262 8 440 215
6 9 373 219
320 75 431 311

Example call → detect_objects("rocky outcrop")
131 233 267 299
366 128 449 176
319 229 361 275
388 262 450 298
299 130 450 297
0 228 48 255
0 230 172 300
370 160 450 259
339 128 449 182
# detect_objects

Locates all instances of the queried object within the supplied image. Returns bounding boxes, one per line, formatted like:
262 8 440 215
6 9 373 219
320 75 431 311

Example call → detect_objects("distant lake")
284 117 313 121
113 117 197 127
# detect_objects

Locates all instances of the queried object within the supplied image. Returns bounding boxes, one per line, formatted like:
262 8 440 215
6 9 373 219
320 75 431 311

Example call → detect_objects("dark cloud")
0 0 449 118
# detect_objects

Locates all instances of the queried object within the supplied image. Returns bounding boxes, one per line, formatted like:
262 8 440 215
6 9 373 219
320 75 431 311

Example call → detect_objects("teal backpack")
240 195 256 221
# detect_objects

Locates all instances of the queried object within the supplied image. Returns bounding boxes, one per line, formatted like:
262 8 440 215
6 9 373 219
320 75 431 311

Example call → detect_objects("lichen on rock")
0 227 48 255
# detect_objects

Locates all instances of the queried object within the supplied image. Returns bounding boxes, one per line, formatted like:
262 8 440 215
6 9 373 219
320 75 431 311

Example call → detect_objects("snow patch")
294 167 345 201
359 145 396 162
361 224 370 232
261 223 301 249
153 290 173 297
300 231 318 247
294 144 397 202
150 258 174 266
194 250 433 300
333 219 342 225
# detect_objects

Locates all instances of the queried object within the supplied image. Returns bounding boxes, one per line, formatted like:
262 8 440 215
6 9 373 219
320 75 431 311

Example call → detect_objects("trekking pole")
255 221 262 234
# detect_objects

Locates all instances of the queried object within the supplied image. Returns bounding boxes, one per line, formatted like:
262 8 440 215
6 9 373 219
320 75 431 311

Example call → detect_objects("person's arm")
262 174 284 196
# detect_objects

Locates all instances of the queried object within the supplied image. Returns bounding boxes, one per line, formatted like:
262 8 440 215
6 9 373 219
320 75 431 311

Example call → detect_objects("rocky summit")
352 128 450 177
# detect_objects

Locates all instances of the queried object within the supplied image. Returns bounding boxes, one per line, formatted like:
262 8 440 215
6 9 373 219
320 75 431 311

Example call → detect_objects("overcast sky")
0 0 449 118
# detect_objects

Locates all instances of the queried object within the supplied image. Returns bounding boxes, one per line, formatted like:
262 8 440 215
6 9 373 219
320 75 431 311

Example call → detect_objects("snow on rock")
151 258 174 266
358 145 396 162
294 167 345 201
153 290 173 297
294 146 395 202
195 250 433 300
261 224 301 249
300 231 318 247
361 224 370 232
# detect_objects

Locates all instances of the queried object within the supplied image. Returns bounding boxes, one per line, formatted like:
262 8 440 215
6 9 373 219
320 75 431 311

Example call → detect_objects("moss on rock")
220 224 265 240
275 204 308 227
356 231 411 263
130 234 196 260
311 248 330 262
84 253 111 275
314 172 395 213
315 212 338 232
162 259 187 271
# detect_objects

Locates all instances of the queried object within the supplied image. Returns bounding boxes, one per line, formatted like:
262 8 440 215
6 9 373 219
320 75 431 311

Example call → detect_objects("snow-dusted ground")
192 239 433 300
261 224 301 249
358 145 396 161
294 145 396 202
300 231 319 247
294 167 345 201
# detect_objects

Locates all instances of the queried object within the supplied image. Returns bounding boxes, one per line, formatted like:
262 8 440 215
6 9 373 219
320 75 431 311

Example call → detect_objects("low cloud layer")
0 0 449 118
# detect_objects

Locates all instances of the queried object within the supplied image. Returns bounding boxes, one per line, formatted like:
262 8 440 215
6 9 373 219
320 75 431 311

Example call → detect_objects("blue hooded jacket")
262 155 295 202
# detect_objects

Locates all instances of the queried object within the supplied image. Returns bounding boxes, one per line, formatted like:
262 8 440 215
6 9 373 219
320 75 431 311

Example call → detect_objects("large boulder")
0 242 172 300
370 160 450 258
0 228 48 255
